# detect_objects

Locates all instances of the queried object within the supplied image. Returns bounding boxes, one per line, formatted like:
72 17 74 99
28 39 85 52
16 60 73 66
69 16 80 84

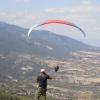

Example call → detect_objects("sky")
0 0 100 47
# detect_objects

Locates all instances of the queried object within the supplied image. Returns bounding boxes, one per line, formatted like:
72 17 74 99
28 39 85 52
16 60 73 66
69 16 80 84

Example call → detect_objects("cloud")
43 2 100 29
8 0 32 2
0 10 45 27
82 0 91 5
94 28 100 31
45 5 100 13
0 0 100 39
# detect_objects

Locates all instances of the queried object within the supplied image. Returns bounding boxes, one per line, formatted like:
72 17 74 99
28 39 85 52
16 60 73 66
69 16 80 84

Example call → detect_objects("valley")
0 21 100 100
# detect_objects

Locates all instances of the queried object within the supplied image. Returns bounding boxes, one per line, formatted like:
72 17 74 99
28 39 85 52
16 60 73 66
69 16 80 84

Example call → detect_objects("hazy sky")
0 0 100 47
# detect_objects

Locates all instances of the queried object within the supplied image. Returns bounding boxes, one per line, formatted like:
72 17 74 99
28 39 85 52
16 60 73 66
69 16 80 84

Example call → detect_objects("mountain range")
0 21 95 58
0 21 100 99
0 21 100 78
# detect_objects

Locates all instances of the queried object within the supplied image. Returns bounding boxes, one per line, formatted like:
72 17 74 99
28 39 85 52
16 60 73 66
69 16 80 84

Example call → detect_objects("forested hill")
0 21 95 58
0 21 100 100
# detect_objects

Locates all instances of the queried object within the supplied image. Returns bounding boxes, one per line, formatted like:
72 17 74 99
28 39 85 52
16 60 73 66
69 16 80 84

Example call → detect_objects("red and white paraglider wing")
28 20 85 37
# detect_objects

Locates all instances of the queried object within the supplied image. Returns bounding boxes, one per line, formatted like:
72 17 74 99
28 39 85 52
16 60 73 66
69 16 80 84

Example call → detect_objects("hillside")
0 21 93 58
0 21 100 100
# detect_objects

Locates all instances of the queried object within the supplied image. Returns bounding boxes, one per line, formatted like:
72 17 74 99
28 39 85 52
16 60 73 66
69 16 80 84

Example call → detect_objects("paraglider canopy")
28 19 85 37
